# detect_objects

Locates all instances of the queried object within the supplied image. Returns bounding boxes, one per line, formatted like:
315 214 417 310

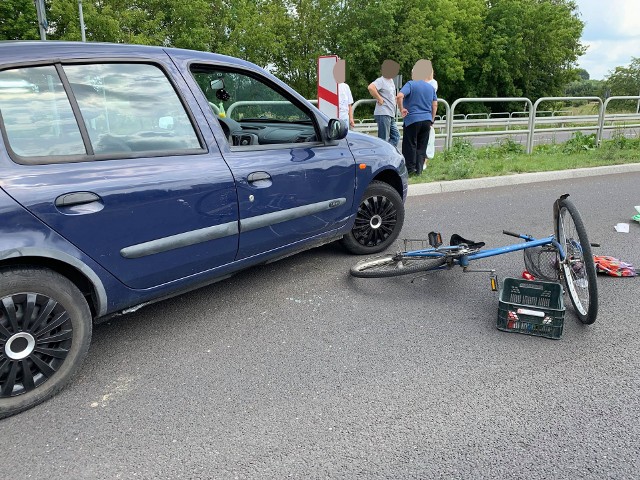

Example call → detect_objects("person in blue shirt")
396 59 438 175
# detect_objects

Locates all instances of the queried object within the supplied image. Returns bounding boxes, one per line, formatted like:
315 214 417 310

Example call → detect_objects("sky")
574 0 640 80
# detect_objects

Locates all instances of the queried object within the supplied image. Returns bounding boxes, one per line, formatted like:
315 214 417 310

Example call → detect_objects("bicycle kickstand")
462 267 499 291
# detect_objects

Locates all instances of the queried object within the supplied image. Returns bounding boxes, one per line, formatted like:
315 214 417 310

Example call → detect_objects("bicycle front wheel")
555 197 598 324
350 254 447 278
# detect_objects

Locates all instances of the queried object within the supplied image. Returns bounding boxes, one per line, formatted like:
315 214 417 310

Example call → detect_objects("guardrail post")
599 96 640 145
530 96 603 153
449 98 533 153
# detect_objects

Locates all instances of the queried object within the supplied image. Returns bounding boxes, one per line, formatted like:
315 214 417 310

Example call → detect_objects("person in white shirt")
333 59 355 129
425 69 439 165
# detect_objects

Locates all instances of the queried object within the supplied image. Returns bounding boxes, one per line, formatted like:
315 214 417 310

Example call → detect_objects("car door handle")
247 172 271 183
55 192 102 207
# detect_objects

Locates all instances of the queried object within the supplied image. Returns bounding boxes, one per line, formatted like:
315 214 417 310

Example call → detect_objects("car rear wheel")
341 180 405 255
0 268 91 419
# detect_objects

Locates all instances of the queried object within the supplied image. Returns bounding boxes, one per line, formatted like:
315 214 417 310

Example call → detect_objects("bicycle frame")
403 234 566 268
350 193 598 326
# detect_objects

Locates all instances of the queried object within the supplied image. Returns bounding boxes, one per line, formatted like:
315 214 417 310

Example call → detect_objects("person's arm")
368 83 384 105
432 101 438 121
348 104 355 128
396 91 408 118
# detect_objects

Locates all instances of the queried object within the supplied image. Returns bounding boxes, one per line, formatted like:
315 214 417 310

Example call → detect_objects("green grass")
410 132 640 184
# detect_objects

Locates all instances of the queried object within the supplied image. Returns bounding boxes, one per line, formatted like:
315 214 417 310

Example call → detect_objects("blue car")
0 41 407 417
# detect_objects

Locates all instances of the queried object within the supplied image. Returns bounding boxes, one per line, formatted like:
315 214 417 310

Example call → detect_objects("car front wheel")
341 180 405 255
0 268 92 419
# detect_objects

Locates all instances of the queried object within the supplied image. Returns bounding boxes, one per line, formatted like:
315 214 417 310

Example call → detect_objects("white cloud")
577 0 640 38
574 0 640 79
579 38 640 79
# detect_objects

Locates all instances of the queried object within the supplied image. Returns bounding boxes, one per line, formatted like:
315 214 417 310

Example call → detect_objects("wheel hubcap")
353 195 397 247
0 292 73 397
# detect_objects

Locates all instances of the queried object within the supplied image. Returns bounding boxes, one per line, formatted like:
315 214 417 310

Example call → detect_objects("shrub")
562 132 596 154
441 139 475 179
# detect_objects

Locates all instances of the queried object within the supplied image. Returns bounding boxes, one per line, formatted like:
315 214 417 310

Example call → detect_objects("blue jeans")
374 115 400 147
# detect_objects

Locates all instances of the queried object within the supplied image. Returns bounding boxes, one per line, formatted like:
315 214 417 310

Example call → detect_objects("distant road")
431 125 640 151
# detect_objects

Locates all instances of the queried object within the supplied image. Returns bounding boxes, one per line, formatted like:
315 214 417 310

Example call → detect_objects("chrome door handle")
247 172 271 183
55 192 101 207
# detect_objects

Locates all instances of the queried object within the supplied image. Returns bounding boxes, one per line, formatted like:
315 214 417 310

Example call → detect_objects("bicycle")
350 194 598 325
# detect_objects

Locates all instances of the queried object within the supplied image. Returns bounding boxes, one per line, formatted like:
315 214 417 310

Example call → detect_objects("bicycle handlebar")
502 230 521 238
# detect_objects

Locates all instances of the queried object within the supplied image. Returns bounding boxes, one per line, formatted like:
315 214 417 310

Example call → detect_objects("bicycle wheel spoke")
351 254 447 278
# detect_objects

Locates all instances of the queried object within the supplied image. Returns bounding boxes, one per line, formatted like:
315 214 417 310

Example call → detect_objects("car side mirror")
326 118 348 141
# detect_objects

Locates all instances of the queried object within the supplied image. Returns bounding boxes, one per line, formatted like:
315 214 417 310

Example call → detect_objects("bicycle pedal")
428 231 443 248
490 273 498 292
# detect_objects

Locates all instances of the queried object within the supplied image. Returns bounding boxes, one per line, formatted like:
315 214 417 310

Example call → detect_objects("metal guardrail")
217 96 640 154
352 95 640 154
351 98 452 146
598 96 640 145
448 97 534 152
529 97 603 153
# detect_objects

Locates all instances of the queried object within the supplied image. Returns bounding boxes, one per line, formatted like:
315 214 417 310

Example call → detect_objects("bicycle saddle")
450 234 485 249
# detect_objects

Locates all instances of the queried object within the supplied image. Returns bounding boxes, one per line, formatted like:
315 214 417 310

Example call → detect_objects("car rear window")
0 62 202 163
64 63 201 155
0 66 86 157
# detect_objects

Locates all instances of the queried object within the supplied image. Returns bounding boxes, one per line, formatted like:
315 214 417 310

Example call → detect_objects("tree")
0 0 588 109
604 57 640 111
576 68 589 81
0 0 40 40
329 0 403 103
268 0 337 98
564 79 604 99
472 0 585 105
219 0 289 70
605 58 640 96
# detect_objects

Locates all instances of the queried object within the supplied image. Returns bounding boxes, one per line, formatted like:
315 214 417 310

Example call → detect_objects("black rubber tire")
341 181 405 255
0 268 92 419
555 198 598 324
350 254 447 278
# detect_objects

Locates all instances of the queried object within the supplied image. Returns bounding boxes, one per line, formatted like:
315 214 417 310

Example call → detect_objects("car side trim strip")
120 221 239 259
120 198 346 259
240 198 347 233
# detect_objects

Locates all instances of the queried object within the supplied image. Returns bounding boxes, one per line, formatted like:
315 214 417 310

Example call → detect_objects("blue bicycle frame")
403 234 566 268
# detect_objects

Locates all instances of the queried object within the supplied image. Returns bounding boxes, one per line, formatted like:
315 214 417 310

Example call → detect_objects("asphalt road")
2 173 639 479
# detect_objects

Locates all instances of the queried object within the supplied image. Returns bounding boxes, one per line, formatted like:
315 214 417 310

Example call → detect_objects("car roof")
0 41 251 68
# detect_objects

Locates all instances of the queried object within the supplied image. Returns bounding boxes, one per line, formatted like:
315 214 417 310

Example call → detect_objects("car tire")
341 180 405 255
0 268 92 419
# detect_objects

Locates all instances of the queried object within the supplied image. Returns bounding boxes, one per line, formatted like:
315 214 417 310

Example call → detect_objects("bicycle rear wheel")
555 197 598 324
350 254 447 278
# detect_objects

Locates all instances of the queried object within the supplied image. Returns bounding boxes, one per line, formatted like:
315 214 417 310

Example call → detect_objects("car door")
183 62 357 260
0 60 239 290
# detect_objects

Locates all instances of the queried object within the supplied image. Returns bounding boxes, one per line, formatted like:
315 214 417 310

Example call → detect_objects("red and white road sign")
317 55 339 118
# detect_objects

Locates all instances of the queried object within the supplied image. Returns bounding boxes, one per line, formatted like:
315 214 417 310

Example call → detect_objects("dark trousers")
402 120 431 174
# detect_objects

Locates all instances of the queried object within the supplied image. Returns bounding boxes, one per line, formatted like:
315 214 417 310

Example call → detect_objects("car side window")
0 66 86 158
190 66 319 147
64 63 201 155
